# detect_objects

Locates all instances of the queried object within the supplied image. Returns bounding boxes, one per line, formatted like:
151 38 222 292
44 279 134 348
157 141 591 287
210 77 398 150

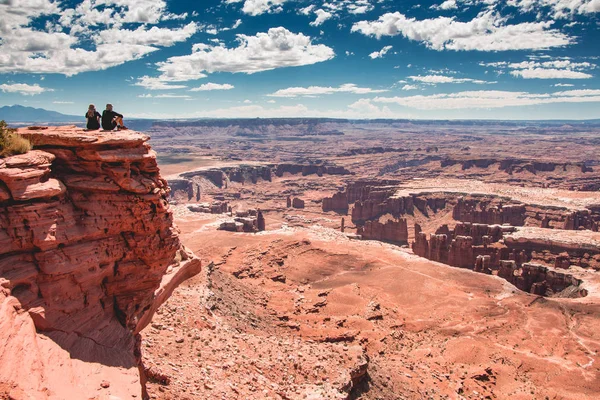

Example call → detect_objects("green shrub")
0 120 31 157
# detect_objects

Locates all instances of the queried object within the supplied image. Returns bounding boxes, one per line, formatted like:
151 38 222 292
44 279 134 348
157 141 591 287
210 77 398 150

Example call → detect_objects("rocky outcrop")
0 126 201 398
274 163 352 177
441 157 592 175
168 178 201 202
292 198 305 209
504 233 600 270
322 191 349 213
340 179 600 230
337 147 408 157
357 219 408 245
497 262 586 297
257 210 266 231
188 201 228 214
179 165 272 189
219 209 265 233
412 222 588 298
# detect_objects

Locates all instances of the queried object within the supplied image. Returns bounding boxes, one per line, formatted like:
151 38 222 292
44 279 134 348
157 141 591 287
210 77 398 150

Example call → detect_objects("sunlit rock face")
0 126 200 399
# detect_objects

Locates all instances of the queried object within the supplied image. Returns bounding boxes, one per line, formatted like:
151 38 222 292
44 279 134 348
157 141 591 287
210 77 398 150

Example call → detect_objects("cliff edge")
0 126 201 399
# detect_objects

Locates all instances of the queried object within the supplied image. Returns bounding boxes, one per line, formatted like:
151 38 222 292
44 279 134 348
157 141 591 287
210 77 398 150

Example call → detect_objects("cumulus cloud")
95 23 199 47
346 1 375 14
0 83 52 96
431 0 458 10
401 84 419 90
369 45 393 59
506 0 600 18
139 27 334 87
225 0 288 16
351 11 572 51
310 9 333 26
268 83 388 98
0 0 199 75
371 89 600 110
189 83 235 91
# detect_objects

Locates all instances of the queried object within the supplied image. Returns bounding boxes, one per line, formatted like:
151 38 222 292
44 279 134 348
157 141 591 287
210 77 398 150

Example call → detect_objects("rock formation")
292 197 305 209
188 201 228 214
412 222 589 298
322 191 349 213
357 219 408 245
257 210 266 231
168 178 201 202
274 163 351 177
219 209 264 233
0 126 201 398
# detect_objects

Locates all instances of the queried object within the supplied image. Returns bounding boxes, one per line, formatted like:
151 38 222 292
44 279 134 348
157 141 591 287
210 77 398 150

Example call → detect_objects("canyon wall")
0 126 201 399
323 181 600 231
357 219 408 245
412 222 589 297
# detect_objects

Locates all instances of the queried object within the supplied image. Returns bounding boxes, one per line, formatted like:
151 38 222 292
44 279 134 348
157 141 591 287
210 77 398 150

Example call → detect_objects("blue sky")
1 0 599 119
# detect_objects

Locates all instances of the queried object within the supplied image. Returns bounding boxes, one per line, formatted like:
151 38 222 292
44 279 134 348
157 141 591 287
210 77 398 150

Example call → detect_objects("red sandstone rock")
358 219 408 244
292 197 305 209
0 126 201 399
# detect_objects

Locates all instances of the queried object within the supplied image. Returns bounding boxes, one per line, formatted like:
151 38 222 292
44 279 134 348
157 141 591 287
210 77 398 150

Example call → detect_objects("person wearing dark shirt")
101 103 128 131
85 104 101 130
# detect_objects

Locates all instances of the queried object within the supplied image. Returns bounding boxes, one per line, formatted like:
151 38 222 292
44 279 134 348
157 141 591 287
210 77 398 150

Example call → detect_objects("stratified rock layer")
0 126 201 398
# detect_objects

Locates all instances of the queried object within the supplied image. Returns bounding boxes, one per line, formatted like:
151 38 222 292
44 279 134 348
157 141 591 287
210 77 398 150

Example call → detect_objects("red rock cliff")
0 126 201 399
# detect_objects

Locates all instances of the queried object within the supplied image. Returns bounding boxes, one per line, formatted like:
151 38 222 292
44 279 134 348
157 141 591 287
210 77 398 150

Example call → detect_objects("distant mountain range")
0 105 80 123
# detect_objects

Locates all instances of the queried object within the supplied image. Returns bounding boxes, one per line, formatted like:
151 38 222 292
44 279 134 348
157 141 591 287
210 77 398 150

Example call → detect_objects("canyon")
2 119 600 400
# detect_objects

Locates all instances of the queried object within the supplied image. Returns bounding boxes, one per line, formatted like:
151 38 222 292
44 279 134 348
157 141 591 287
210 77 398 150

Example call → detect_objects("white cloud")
311 9 333 26
371 89 600 110
369 45 393 59
232 19 243 29
506 0 600 18
134 76 192 90
431 0 458 10
409 75 492 84
485 58 596 80
53 101 74 104
189 83 235 91
0 0 199 76
95 23 198 46
402 84 419 90
511 68 593 79
299 5 315 15
268 83 388 98
554 83 575 87
351 11 572 51
225 0 288 16
0 83 52 95
553 89 600 96
347 1 375 14
141 27 334 87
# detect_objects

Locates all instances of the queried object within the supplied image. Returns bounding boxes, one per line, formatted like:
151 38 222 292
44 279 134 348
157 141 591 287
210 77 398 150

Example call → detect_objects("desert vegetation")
0 120 30 156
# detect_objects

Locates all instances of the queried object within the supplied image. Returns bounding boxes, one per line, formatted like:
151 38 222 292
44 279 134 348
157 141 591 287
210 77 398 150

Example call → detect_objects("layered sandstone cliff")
0 126 201 399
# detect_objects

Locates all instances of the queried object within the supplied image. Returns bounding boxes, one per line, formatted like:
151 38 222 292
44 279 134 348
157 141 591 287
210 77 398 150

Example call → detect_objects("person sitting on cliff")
85 104 101 130
101 103 128 131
